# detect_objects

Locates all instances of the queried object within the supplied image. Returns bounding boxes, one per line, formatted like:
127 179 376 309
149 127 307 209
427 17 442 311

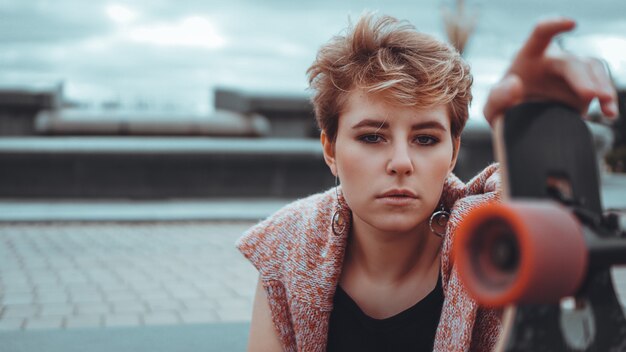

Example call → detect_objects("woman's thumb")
483 74 524 126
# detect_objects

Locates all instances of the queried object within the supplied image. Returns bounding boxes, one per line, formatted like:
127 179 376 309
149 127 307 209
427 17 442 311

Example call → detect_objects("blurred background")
0 0 625 351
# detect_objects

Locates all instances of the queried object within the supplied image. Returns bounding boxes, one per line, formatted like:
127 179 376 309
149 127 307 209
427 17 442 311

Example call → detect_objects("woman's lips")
377 195 418 206
379 189 418 198
376 189 418 206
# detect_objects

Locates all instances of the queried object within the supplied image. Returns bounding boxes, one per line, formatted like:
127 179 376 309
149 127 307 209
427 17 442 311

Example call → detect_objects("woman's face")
322 90 459 234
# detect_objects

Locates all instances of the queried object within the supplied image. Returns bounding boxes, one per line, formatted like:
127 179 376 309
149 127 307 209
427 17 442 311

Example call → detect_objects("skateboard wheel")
454 201 587 307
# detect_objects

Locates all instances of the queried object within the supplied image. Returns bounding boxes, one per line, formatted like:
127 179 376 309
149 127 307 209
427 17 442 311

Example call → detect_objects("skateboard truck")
454 102 626 351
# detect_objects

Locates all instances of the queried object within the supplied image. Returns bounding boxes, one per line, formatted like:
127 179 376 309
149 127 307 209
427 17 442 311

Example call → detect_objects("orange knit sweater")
237 164 502 352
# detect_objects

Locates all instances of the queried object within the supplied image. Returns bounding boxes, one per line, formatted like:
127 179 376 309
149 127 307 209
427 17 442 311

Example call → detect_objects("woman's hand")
483 18 619 125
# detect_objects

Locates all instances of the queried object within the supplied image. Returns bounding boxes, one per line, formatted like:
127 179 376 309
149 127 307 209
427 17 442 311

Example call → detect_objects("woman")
237 14 617 352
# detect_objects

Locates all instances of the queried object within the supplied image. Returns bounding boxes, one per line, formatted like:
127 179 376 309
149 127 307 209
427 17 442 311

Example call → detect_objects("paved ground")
0 199 289 222
2 220 626 335
0 221 258 332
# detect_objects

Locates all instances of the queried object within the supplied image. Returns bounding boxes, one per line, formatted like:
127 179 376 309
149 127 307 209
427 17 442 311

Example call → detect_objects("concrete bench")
214 87 318 138
34 109 270 137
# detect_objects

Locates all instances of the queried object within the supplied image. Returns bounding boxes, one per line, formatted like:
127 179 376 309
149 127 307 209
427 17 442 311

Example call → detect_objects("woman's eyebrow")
411 121 447 131
351 119 447 131
351 119 389 129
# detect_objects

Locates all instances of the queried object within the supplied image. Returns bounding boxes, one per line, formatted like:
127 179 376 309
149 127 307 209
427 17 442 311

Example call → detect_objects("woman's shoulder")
235 188 337 279
442 163 500 208
464 163 500 196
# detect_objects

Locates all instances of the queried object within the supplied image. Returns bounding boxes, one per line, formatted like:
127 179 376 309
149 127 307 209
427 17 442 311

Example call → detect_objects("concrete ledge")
0 84 63 136
0 84 62 110
0 137 321 155
1 323 249 352
0 137 334 199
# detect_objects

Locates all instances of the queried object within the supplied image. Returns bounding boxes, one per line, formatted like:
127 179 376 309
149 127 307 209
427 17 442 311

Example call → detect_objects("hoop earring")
429 204 450 237
332 175 348 236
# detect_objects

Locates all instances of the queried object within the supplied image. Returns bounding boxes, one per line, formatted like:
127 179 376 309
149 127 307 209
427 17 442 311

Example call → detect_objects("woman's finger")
483 74 524 125
588 58 619 118
551 56 599 111
552 57 618 118
520 18 576 58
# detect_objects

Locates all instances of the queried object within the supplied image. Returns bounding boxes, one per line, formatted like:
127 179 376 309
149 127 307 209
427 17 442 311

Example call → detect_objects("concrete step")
0 199 290 222
0 137 334 199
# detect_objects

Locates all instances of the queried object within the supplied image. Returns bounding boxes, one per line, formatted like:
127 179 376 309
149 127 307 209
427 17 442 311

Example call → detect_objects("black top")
326 275 444 352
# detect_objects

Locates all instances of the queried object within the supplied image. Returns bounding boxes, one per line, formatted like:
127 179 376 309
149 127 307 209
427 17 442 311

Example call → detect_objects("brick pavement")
1 220 626 333
0 221 258 331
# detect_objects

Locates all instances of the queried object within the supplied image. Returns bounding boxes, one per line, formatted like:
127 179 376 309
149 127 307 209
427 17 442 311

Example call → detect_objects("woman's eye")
360 134 384 143
415 135 438 145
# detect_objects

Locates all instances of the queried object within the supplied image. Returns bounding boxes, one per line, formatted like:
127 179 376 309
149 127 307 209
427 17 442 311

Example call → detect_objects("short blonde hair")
307 13 473 142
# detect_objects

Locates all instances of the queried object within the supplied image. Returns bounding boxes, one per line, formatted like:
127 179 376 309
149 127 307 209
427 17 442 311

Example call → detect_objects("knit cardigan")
236 164 502 352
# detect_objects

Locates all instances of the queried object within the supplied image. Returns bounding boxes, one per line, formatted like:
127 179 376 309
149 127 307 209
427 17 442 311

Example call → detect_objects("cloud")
126 16 226 49
0 2 112 43
106 4 139 24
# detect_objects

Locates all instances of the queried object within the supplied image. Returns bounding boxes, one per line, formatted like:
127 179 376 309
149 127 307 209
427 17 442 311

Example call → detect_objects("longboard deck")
493 102 626 351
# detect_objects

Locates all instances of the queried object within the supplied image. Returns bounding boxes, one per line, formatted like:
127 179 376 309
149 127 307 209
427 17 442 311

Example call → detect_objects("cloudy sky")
1 0 625 117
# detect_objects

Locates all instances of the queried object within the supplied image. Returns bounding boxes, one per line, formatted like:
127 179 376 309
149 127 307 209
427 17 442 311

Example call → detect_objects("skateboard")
454 102 626 351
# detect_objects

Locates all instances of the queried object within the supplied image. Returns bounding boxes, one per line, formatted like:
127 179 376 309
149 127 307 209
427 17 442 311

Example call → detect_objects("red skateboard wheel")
454 201 588 307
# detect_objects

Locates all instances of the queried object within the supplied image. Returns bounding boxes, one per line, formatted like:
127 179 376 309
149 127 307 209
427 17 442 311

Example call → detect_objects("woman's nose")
386 143 414 175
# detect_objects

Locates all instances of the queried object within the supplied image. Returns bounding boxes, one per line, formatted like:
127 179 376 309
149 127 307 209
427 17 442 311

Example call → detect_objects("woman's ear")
320 131 338 176
449 137 461 174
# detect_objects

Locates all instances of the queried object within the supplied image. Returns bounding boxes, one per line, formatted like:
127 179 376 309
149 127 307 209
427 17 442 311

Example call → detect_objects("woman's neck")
344 213 443 286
